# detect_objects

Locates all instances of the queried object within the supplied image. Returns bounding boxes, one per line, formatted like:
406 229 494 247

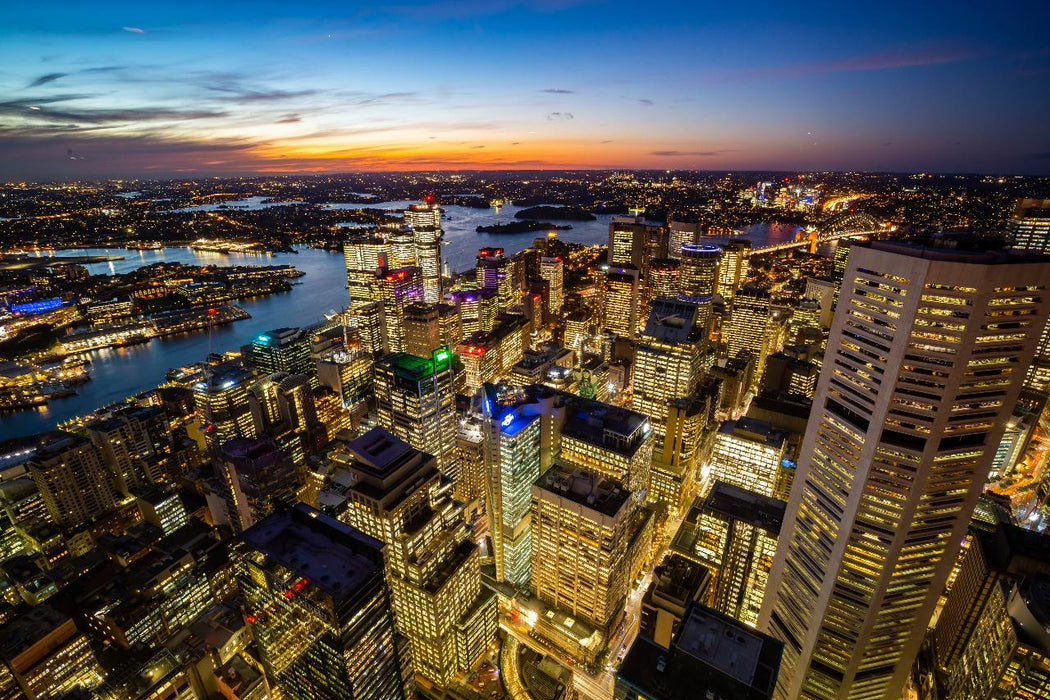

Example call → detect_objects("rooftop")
241 503 384 603
700 481 786 535
717 417 784 450
534 464 631 518
642 299 702 344
374 351 449 380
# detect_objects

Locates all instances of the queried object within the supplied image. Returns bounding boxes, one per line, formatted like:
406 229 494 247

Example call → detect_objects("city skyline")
2 1 1050 180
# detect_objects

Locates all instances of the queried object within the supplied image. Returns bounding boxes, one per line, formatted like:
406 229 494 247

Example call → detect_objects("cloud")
649 150 721 156
600 139 614 144
205 85 319 102
0 96 228 124
542 88 574 94
636 98 654 106
733 44 976 81
547 111 574 120
122 26 145 34
276 113 302 124
27 73 69 88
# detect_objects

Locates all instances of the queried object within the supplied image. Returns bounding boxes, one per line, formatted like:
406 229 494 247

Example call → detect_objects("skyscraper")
375 267 424 353
538 256 564 317
344 235 391 304
237 504 411 699
405 202 443 303
725 287 773 382
373 350 459 482
27 435 118 528
192 365 257 452
216 437 299 532
707 417 786 497
1007 199 1050 394
716 239 751 301
249 327 314 381
476 247 515 311
337 428 497 687
601 265 641 339
678 244 722 331
530 464 650 633
608 216 666 269
667 220 701 259
760 241 1050 700
481 385 547 588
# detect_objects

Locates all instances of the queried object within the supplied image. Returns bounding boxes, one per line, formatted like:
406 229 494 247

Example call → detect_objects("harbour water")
2 202 802 438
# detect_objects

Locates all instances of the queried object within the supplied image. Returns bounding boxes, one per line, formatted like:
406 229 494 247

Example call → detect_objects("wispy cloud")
542 88 575 94
547 111 574 120
731 43 977 80
26 73 69 88
649 150 721 156
122 26 145 34
635 98 654 106
276 113 302 124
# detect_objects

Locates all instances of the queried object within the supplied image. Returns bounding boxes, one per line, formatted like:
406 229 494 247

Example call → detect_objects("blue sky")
1 0 1048 179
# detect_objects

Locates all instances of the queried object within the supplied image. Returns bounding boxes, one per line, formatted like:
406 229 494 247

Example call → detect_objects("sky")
0 0 1048 180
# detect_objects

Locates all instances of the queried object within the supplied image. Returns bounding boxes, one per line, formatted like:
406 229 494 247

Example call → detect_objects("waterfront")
2 205 803 439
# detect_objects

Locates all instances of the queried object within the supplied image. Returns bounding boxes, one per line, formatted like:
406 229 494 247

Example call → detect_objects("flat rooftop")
535 463 631 518
701 481 786 535
717 417 784 449
643 299 702 343
241 503 384 603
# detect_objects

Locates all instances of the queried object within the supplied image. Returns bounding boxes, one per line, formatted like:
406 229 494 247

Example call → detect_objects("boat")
126 242 163 250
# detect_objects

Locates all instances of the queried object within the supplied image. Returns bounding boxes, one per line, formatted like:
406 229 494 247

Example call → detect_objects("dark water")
2 203 800 438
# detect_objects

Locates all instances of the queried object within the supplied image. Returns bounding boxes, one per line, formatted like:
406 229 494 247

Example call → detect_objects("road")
501 635 531 700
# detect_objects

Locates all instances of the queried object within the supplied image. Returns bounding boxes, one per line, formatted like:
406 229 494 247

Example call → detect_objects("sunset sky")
1 0 1048 180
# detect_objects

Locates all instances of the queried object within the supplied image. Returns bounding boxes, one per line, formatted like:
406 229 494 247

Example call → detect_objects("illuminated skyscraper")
28 435 118 528
530 464 651 632
645 257 680 306
725 287 773 381
249 327 313 382
237 504 411 699
344 235 390 304
317 346 373 415
338 429 498 687
381 222 417 268
451 288 498 336
667 220 701 259
760 241 1050 700
87 405 173 494
193 365 258 452
608 216 666 269
1007 199 1050 394
481 385 547 588
708 418 786 497
216 436 299 532
676 481 785 628
403 302 461 357
601 265 641 339
715 239 751 300
539 255 563 316
476 247 515 311
405 202 443 303
559 391 654 496
374 350 459 482
376 267 424 353
678 244 722 331
632 299 705 449
0 605 105 699
650 397 707 512
564 309 592 351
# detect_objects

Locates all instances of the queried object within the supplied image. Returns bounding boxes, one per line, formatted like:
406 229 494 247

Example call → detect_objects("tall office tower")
481 385 547 588
679 481 785 628
632 299 704 445
616 601 783 700
381 223 417 268
559 392 654 496
0 605 105 699
708 418 786 497
608 216 666 269
193 365 257 452
338 429 498 687
804 277 836 329
28 436 118 528
476 247 515 311
789 298 823 344
667 220 701 259
530 464 650 632
601 265 641 339
1007 198 1050 253
373 350 458 483
650 397 706 512
725 287 773 377
237 504 411 700
456 415 489 508
933 518 1050 698
344 235 391 304
249 327 314 381
564 309 592 351
349 301 386 357
1006 199 1050 394
760 241 1050 700
452 288 498 337
317 346 372 413
87 405 173 494
715 239 751 300
376 267 424 353
830 240 853 308
405 202 443 303
539 256 564 316
678 243 722 331
216 437 299 532
403 303 461 357
646 258 680 305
